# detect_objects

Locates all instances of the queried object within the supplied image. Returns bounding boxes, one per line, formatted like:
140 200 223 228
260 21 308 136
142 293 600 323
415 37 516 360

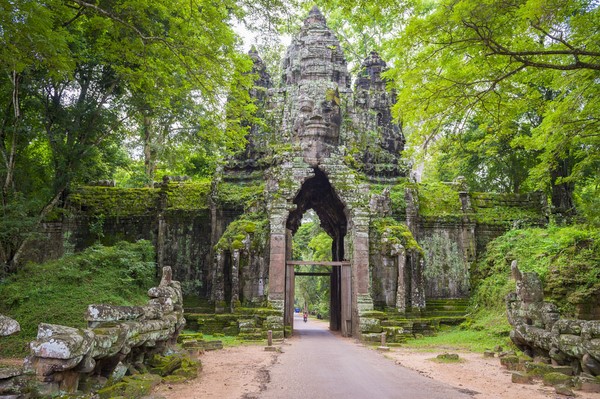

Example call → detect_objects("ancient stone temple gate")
224 7 407 337
61 7 547 342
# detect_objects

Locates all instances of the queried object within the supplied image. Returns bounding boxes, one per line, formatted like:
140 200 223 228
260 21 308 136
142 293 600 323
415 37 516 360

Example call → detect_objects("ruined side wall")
403 186 547 300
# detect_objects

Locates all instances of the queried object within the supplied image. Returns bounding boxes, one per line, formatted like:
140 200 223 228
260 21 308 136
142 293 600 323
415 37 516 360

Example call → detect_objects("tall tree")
382 0 599 218
0 0 289 271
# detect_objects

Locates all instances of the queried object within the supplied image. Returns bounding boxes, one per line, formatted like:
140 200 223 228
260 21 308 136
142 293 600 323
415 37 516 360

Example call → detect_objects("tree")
381 0 599 218
0 0 294 271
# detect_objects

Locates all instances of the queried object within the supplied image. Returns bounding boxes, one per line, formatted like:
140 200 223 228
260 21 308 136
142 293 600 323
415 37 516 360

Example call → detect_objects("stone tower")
219 7 415 337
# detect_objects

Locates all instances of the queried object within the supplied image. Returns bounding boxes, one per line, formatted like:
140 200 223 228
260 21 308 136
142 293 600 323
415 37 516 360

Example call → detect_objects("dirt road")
259 314 473 399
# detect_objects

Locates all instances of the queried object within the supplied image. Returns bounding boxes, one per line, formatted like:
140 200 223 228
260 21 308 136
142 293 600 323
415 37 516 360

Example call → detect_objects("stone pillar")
352 208 374 336
395 245 407 313
230 250 240 312
214 252 225 313
268 233 286 308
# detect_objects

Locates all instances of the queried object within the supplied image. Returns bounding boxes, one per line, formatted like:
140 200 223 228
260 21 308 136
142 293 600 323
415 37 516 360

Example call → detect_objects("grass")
401 311 513 353
0 241 157 358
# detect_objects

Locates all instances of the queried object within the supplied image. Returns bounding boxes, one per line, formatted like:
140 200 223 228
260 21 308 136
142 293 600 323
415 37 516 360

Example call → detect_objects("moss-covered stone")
370 217 422 253
524 361 554 377
147 354 184 377
543 372 573 387
97 373 161 399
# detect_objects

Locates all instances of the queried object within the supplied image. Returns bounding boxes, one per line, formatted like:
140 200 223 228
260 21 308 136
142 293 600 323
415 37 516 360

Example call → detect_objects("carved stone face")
293 90 341 145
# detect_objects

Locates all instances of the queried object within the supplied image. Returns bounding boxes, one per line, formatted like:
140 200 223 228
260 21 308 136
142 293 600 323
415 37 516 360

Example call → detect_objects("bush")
471 225 600 315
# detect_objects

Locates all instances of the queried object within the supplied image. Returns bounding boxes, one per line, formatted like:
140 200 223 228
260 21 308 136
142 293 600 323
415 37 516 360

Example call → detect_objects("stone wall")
506 262 600 376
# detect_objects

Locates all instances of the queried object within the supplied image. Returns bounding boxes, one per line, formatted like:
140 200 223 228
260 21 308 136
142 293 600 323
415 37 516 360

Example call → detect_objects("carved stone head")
281 7 350 166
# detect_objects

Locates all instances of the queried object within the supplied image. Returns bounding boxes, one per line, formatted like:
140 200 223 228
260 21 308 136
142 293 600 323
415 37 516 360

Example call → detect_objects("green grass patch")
402 311 513 353
0 241 157 358
200 334 257 347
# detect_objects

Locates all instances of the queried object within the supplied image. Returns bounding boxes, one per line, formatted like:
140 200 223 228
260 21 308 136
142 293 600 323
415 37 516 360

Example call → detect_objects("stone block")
542 372 573 387
0 315 20 336
30 324 94 360
511 372 532 384
359 317 382 334
0 366 22 380
555 384 575 396
85 304 145 323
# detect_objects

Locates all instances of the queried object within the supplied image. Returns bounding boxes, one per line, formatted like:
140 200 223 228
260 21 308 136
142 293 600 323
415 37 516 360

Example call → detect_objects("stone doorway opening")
284 168 351 336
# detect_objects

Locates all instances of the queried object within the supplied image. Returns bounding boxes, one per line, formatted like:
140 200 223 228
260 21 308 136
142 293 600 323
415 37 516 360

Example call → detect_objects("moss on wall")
214 212 269 253
165 180 211 211
417 181 462 218
370 217 422 253
215 181 265 210
69 187 160 217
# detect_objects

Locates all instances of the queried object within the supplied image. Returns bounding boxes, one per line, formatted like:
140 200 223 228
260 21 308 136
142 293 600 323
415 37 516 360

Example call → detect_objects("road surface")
260 313 474 399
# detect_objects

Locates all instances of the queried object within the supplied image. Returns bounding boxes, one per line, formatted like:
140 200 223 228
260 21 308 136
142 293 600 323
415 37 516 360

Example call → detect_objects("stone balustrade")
506 261 600 376
1 266 185 398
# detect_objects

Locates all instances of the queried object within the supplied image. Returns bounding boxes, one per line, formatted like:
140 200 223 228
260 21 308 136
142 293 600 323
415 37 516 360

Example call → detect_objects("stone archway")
283 168 350 335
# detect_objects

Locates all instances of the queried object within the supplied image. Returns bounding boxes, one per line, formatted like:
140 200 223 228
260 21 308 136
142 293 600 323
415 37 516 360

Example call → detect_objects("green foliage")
417 181 462 219
426 121 539 194
370 217 421 253
471 226 600 315
0 240 156 357
292 217 332 315
215 213 269 253
403 311 513 352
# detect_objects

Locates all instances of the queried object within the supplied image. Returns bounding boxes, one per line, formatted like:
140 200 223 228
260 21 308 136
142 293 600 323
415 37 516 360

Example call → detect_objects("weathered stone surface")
0 315 20 337
555 384 575 396
17 266 186 398
85 304 145 323
0 366 22 380
30 324 94 360
511 372 532 384
507 263 600 377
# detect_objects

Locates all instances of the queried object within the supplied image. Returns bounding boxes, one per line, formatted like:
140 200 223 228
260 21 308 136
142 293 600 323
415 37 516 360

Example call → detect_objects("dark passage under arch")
286 168 348 331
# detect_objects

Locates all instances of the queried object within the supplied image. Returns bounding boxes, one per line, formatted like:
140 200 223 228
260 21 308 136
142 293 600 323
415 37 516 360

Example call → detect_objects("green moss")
69 187 160 217
471 225 600 315
165 180 211 211
543 372 573 386
97 373 161 399
417 181 462 218
216 181 265 210
370 217 422 253
215 212 269 253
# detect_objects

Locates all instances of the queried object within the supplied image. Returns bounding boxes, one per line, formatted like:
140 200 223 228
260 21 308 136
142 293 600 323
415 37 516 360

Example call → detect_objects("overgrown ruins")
23 7 547 340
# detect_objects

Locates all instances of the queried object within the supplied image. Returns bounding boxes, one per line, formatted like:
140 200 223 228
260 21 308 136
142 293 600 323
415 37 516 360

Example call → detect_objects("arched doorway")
283 168 351 335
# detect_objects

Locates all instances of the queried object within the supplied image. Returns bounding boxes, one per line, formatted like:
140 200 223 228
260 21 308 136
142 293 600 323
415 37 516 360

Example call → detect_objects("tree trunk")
550 157 576 221
143 114 156 187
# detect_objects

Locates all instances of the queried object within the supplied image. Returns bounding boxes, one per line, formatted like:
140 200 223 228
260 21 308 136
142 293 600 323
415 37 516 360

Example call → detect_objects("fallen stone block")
0 315 20 336
511 372 532 384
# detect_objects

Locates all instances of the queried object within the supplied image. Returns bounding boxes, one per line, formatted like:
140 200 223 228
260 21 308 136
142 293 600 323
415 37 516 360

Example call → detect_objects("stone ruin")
506 261 600 377
0 266 187 398
17 6 548 346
